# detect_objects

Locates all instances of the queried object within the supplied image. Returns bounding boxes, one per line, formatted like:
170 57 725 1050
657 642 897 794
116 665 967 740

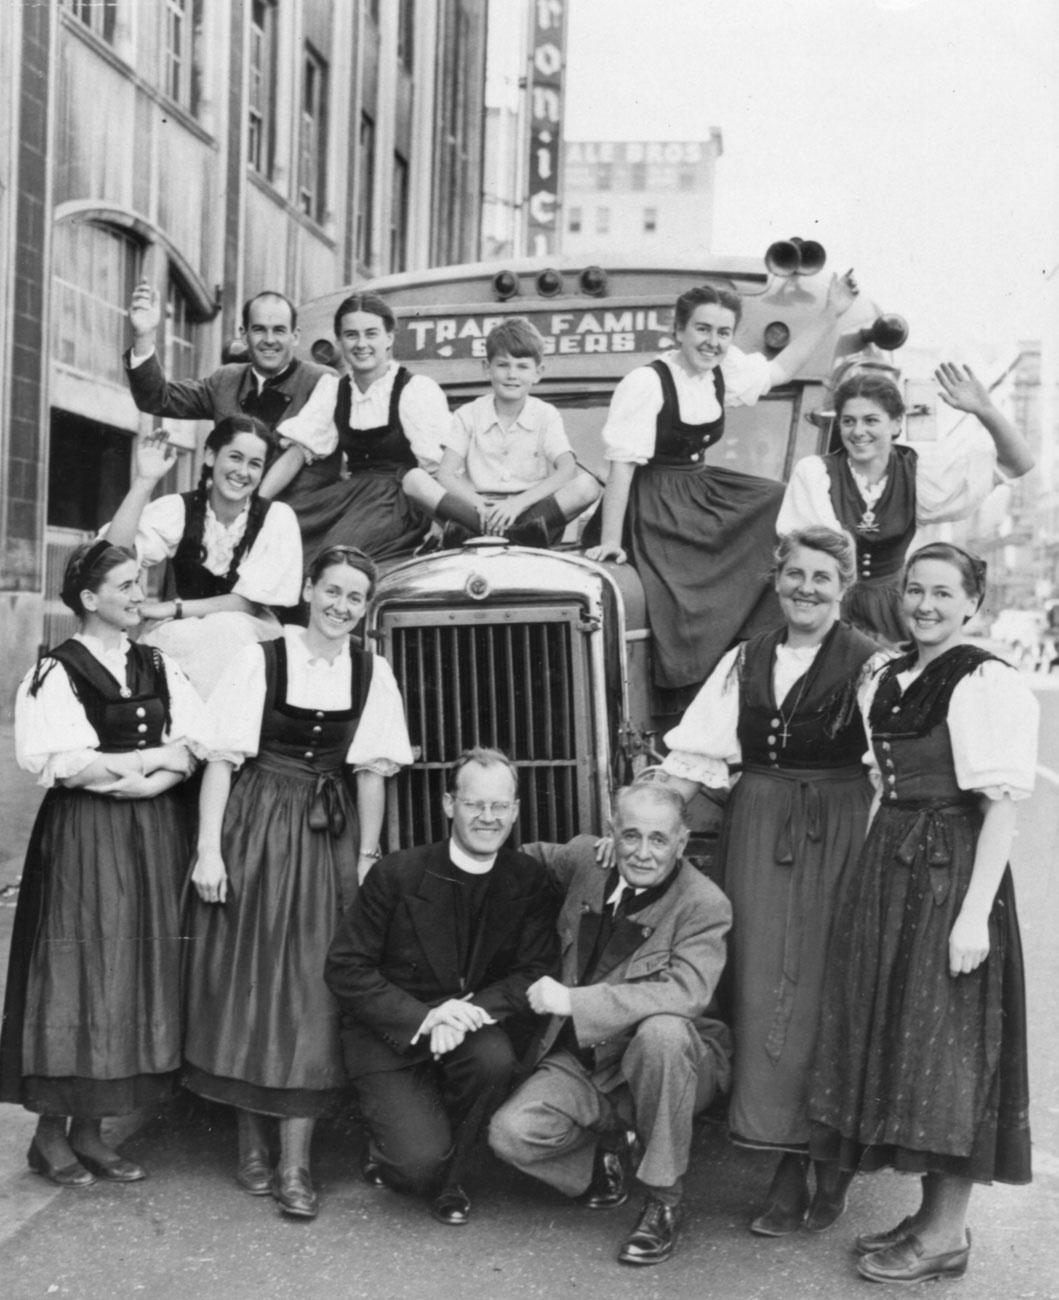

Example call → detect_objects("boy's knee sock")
515 493 567 542
436 492 482 532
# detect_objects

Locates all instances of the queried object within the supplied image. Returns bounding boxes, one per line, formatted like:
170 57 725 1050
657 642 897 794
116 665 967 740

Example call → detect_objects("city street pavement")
1 703 1058 1300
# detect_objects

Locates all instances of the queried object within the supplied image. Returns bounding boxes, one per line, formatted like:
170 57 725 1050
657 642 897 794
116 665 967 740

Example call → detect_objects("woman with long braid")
105 418 303 697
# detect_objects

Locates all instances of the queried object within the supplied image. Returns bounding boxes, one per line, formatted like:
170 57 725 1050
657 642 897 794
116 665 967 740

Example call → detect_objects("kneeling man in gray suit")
489 781 732 1266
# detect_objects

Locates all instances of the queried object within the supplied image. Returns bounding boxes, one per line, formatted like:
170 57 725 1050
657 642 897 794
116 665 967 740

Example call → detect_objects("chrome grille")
380 603 597 847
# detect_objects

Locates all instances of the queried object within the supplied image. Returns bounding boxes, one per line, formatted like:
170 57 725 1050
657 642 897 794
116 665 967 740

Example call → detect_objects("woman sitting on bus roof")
403 317 601 549
104 418 303 699
258 292 450 564
777 366 1033 645
585 272 858 708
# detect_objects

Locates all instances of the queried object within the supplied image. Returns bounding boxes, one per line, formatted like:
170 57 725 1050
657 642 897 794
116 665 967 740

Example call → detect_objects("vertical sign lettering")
526 0 566 257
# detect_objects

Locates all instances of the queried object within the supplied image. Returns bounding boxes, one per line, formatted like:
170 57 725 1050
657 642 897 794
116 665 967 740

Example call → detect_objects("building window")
248 0 277 180
596 163 613 192
643 207 657 234
390 152 409 273
568 206 582 234
52 221 141 387
164 0 203 113
48 412 132 533
165 278 201 382
299 45 329 221
397 0 414 71
678 166 697 191
356 113 376 266
595 207 610 235
64 0 118 44
630 161 647 192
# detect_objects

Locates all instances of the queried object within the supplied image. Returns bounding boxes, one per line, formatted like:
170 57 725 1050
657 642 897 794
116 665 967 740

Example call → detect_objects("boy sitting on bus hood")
403 317 600 548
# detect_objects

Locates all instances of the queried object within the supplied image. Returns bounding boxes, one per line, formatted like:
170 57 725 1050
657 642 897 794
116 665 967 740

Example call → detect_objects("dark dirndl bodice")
33 638 172 750
647 358 725 467
824 445 918 586
736 621 875 771
165 493 273 600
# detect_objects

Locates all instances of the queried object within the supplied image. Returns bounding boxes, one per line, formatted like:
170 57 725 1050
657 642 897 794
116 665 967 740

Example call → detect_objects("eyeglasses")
456 799 518 818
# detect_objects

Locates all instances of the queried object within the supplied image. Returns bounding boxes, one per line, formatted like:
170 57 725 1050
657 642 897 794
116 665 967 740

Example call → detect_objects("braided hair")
59 539 136 618
173 414 277 589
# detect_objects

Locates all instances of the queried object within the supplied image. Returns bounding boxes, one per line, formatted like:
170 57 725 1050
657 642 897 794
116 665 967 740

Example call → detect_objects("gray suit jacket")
124 350 331 431
522 835 733 1093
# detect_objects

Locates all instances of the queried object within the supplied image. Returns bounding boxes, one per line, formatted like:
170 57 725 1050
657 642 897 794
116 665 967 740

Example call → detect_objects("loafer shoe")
432 1185 471 1226
857 1231 971 1285
618 1197 683 1266
362 1156 386 1189
236 1151 273 1196
26 1140 95 1188
73 1150 147 1183
749 1202 806 1237
855 1216 916 1256
271 1166 319 1219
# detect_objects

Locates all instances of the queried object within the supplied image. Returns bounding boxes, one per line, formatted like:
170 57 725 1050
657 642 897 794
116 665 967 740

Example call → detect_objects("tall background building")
561 135 723 259
0 0 488 715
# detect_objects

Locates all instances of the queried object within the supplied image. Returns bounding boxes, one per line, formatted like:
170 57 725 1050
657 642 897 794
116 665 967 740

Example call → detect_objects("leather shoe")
362 1156 386 1189
618 1197 683 1266
804 1187 847 1233
271 1166 319 1219
236 1150 273 1196
432 1185 471 1226
857 1231 971 1284
26 1139 95 1188
579 1147 628 1210
749 1202 806 1236
854 1215 916 1256
73 1149 147 1183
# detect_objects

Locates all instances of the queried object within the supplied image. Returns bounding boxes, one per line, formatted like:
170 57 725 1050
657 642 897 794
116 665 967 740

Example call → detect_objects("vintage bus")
294 247 908 858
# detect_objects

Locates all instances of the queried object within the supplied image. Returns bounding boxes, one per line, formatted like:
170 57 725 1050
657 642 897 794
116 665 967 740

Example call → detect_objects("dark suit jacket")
124 350 331 431
522 836 733 1093
324 842 559 1078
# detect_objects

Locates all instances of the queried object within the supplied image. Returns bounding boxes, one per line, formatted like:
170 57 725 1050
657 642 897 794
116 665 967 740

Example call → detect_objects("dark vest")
36 639 171 753
169 494 273 600
239 359 316 429
648 358 726 467
333 367 416 472
258 635 375 772
824 444 918 583
737 621 876 770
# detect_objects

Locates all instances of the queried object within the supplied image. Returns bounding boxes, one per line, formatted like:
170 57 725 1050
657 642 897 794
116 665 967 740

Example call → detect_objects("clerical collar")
448 838 496 876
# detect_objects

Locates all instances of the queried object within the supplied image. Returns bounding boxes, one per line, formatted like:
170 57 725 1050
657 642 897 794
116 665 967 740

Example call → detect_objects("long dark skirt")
183 754 359 1118
628 463 784 690
723 765 871 1151
283 466 428 566
809 803 1031 1184
0 786 189 1116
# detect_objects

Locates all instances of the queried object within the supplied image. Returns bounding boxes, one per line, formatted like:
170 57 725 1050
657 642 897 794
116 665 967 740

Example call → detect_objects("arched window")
52 219 141 386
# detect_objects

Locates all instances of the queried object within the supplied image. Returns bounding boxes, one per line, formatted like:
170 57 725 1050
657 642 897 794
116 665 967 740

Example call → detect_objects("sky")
561 0 1057 363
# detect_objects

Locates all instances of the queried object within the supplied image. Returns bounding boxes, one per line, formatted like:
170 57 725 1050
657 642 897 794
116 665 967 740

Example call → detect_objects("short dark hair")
60 540 136 619
447 747 520 797
486 317 544 364
242 290 298 332
833 372 905 422
673 283 743 331
904 542 988 606
333 293 397 337
306 545 379 600
773 526 857 592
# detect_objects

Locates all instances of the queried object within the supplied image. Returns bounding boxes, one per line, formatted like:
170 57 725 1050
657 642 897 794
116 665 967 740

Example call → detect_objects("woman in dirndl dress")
660 526 875 1236
777 368 1033 645
585 273 859 704
184 545 412 1220
105 418 303 698
0 541 208 1185
260 293 450 564
809 542 1038 1286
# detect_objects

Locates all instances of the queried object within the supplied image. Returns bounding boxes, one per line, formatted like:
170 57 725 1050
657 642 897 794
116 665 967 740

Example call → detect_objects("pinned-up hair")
673 283 743 331
60 540 135 618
